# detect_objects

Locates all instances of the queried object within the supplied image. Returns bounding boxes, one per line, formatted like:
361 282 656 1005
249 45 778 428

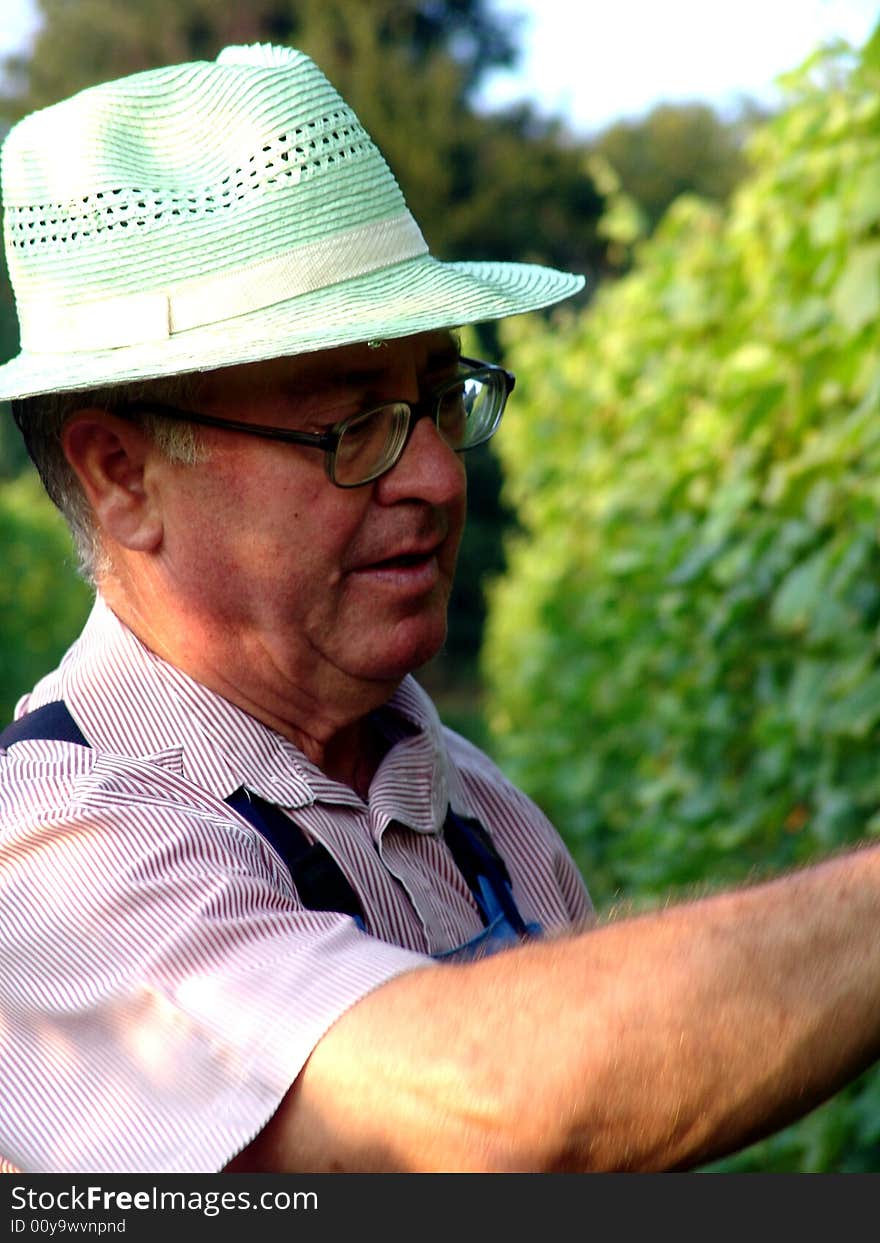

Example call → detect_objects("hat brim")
0 255 584 401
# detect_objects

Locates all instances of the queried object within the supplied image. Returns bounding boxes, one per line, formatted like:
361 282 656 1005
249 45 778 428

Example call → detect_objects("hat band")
18 212 429 355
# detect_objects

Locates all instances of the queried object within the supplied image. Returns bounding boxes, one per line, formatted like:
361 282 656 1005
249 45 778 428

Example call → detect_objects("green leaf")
810 199 840 246
770 552 829 632
826 671 880 738
847 162 880 232
830 243 880 332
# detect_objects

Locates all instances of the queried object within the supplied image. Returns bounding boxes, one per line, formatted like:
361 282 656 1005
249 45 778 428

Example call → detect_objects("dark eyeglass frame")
121 355 515 488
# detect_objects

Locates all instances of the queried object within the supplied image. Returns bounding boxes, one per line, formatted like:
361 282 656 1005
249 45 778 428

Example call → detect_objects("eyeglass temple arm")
118 400 340 450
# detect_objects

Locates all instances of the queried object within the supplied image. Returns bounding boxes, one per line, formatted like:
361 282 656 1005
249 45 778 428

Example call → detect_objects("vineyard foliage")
484 31 880 1170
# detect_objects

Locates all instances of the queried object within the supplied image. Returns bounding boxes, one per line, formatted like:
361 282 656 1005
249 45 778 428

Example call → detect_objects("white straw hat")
0 43 584 401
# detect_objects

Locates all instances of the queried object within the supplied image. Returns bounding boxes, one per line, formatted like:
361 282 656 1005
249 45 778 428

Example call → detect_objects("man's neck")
98 578 400 797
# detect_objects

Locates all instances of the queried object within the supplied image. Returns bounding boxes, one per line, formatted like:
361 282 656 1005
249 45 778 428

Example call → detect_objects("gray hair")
12 374 208 583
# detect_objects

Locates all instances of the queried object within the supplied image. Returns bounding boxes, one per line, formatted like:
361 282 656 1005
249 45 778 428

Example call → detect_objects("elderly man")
0 44 878 1175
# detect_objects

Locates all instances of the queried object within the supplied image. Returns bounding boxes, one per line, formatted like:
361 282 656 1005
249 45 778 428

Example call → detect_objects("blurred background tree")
591 99 762 234
484 25 880 1170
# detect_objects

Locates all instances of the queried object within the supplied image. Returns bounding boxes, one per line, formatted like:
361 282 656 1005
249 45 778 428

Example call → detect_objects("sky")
1 0 878 133
475 0 880 133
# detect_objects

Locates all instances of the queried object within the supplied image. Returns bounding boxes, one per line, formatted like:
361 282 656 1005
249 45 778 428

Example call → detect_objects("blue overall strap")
225 787 365 926
0 700 88 748
443 807 532 938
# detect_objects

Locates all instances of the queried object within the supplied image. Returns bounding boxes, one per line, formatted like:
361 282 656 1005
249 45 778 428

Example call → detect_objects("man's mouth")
370 550 435 569
348 539 445 588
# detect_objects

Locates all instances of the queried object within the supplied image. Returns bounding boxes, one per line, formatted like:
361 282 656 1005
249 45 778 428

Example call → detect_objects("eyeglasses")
122 356 515 488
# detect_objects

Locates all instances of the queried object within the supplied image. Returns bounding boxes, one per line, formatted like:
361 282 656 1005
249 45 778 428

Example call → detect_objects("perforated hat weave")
0 43 584 401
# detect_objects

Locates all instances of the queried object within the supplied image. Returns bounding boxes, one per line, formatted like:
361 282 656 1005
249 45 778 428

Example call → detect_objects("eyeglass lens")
332 372 505 486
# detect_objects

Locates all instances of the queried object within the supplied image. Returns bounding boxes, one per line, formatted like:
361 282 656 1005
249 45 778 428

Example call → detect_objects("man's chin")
353 621 448 687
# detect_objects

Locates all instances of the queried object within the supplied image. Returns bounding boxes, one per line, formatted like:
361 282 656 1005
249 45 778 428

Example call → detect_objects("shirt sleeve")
0 744 430 1173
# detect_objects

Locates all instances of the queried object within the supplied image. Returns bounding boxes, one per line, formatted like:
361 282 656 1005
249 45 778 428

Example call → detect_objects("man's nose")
374 409 465 505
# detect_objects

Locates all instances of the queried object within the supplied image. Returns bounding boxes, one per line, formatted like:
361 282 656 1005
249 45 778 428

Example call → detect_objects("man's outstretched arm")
228 842 880 1173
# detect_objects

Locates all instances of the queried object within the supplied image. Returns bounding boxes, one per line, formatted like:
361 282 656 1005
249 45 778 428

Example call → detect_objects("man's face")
149 330 468 710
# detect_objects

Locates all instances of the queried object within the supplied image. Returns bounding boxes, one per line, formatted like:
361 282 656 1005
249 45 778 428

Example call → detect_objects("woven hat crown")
0 43 584 399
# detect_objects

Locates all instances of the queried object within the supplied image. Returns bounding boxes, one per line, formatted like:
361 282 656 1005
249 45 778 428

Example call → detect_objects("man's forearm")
544 842 880 1170
233 842 880 1172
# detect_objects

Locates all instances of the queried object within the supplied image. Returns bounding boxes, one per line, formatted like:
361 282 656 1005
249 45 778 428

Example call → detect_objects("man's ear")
62 411 164 553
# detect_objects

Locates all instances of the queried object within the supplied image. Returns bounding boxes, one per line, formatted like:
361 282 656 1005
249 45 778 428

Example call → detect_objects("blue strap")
0 701 88 748
225 786 365 927
443 807 532 938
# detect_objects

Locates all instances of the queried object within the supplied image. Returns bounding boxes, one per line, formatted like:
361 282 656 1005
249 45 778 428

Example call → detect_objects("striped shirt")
0 596 591 1173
